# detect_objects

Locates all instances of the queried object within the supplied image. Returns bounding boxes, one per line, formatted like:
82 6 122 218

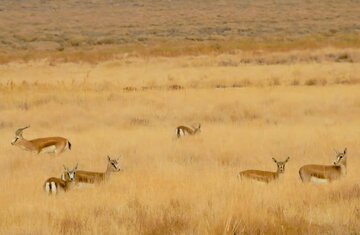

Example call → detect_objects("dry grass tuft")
305 79 318 86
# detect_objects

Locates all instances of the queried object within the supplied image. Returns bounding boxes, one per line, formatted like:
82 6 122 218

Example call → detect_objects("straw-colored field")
1 0 360 233
0 52 360 234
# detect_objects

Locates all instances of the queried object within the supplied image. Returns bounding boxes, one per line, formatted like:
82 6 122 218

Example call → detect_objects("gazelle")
11 126 71 155
62 156 121 184
299 148 348 184
176 124 201 138
44 164 78 195
238 157 290 183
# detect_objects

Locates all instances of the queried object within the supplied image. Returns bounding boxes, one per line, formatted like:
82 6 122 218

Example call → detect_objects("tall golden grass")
1 48 359 91
0 53 360 234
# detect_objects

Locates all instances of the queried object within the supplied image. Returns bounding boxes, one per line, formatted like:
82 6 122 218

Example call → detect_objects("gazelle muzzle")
11 137 19 145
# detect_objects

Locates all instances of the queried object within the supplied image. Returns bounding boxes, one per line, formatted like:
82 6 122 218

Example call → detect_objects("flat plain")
0 0 360 234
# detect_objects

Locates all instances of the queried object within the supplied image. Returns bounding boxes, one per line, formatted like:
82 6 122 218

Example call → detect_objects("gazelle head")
272 157 290 174
194 123 201 133
11 126 30 145
63 164 78 181
107 155 121 172
333 148 347 166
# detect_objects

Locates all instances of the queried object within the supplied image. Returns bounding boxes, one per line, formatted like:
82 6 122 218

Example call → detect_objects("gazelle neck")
276 169 284 178
65 179 76 190
339 158 347 175
15 138 36 151
104 164 113 178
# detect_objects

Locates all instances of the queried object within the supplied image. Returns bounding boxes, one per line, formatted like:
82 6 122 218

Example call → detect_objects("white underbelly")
40 145 57 154
310 177 329 184
252 179 268 185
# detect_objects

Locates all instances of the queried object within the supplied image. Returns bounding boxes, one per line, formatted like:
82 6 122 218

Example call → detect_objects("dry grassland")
0 0 359 62
1 51 360 234
1 0 360 234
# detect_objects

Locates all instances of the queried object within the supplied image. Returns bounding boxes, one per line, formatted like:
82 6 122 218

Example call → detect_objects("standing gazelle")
11 126 71 155
238 157 290 183
299 148 348 184
63 156 121 185
44 164 78 195
176 124 201 138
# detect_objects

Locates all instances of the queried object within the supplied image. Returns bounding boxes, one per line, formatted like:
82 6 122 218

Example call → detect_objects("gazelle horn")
15 126 30 136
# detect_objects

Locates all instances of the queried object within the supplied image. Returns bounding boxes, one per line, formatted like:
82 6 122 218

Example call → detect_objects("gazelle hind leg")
54 143 66 155
53 140 68 155
176 128 185 138
44 182 51 193
50 182 57 195
237 173 242 180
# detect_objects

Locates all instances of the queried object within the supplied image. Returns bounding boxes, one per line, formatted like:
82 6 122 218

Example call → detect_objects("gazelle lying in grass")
299 148 347 184
11 126 71 155
44 164 78 195
62 156 121 185
238 157 290 183
176 124 201 138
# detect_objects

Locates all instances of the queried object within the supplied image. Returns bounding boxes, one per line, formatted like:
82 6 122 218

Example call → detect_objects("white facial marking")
68 172 75 181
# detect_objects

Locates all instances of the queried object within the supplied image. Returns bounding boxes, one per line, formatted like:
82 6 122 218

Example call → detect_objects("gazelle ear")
74 163 78 170
117 156 121 161
107 155 111 161
344 148 347 154
285 157 290 163
63 165 68 171
272 158 277 163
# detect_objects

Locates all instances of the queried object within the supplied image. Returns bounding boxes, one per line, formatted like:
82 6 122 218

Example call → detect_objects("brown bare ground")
0 0 359 62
